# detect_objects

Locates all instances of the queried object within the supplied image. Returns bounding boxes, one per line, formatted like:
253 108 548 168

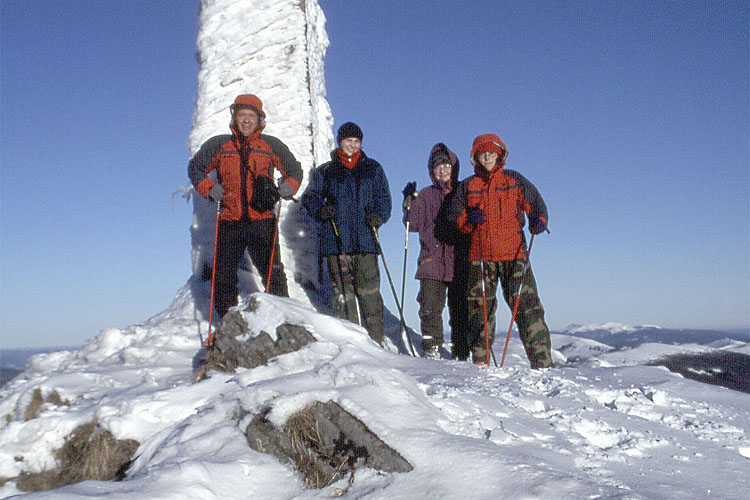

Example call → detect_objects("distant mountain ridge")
556 323 750 348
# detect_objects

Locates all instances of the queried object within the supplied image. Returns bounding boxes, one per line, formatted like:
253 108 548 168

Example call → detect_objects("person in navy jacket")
302 122 391 345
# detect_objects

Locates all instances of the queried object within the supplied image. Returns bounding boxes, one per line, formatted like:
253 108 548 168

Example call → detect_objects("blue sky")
1 1 748 348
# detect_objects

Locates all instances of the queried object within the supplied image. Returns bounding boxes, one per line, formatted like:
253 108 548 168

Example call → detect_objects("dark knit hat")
337 122 363 143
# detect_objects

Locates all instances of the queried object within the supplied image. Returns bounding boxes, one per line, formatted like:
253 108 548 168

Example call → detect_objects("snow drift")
1 293 749 499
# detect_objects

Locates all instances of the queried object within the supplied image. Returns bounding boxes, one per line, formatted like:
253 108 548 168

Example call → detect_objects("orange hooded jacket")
449 134 548 262
188 97 302 222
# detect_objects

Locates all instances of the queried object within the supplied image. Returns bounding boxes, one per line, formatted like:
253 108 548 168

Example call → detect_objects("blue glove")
529 215 547 235
469 208 485 225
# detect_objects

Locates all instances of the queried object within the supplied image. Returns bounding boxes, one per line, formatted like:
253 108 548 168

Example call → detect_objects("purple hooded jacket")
403 143 461 282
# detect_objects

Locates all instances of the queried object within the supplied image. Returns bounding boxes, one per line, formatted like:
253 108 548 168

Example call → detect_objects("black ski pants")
214 218 288 318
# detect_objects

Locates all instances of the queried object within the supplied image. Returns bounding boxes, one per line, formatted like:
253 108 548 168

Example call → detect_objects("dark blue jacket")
302 150 391 255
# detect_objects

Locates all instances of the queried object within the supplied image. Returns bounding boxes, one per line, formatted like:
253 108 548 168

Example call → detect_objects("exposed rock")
11 420 139 492
246 401 412 488
193 300 411 487
194 298 317 382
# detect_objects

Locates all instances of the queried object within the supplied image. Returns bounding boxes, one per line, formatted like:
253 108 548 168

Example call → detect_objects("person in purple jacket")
403 143 470 360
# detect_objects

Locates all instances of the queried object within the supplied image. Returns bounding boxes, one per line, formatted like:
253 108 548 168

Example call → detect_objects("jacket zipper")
237 138 251 220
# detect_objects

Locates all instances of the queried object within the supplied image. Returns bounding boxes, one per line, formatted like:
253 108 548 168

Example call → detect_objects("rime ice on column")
187 0 334 307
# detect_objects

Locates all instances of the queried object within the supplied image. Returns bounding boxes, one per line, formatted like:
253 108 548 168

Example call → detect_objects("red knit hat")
470 133 508 166
230 94 266 118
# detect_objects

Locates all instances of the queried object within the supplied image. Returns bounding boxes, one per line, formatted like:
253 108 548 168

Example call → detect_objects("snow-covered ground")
1 285 748 499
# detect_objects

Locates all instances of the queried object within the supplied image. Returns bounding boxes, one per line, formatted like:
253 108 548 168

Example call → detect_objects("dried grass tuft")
193 347 233 382
284 405 358 489
285 406 330 488
23 388 71 421
14 419 139 492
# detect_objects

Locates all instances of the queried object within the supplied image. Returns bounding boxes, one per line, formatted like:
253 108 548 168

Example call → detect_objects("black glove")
402 181 417 199
366 212 384 228
402 181 417 210
529 215 547 235
318 204 337 221
278 181 294 200
207 183 224 203
250 176 280 211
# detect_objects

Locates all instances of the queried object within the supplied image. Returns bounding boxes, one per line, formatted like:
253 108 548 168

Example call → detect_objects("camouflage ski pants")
326 253 384 344
466 259 552 368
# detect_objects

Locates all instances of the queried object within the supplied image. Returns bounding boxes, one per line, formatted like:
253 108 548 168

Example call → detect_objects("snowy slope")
0 292 748 499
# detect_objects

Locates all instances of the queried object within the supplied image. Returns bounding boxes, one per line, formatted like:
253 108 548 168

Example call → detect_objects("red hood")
470 133 508 176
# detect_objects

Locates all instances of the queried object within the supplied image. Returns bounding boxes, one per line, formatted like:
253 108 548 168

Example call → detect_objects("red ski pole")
265 201 283 292
500 233 536 367
206 201 221 348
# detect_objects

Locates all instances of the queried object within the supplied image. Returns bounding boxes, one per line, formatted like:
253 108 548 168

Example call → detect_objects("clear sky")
1 1 748 349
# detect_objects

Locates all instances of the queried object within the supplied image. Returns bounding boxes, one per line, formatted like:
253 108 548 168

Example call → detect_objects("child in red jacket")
448 134 553 368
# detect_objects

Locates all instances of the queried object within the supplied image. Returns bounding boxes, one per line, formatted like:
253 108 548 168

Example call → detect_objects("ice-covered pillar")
187 0 334 308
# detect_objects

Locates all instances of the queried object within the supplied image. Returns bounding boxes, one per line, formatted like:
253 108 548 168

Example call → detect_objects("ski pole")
372 227 417 356
206 201 221 348
400 188 416 324
265 201 283 292
400 219 410 326
331 220 361 325
398 219 415 356
478 229 497 366
500 232 536 367
399 196 418 355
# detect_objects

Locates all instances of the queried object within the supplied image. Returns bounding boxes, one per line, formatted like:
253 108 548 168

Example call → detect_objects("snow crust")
1 291 748 499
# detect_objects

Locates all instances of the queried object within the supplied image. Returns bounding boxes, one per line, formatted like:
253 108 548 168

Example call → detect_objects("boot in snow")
425 345 441 360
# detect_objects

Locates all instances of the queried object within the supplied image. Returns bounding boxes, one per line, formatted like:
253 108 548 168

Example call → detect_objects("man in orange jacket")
188 94 302 318
449 133 553 368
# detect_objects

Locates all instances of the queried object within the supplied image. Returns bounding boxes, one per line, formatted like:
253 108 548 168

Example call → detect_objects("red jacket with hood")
448 134 548 262
188 123 302 222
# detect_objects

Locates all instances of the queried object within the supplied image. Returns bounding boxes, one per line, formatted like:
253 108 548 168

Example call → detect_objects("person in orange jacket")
448 133 553 368
188 94 302 318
